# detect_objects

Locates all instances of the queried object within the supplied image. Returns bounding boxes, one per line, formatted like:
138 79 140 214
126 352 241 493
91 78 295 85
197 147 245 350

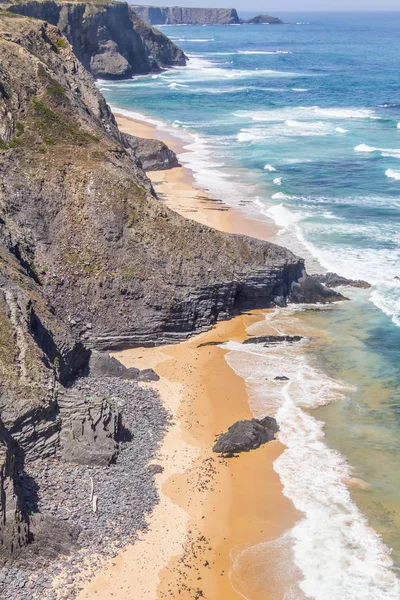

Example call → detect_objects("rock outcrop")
0 420 30 563
245 14 282 25
3 0 186 78
122 132 179 171
289 273 347 305
132 5 240 25
213 416 279 455
311 272 371 289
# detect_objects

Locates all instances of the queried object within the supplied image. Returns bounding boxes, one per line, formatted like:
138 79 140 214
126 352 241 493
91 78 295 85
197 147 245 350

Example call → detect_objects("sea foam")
385 168 400 180
224 323 400 600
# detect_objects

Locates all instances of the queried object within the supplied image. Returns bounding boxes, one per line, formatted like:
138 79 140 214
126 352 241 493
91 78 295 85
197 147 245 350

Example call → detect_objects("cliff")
131 5 240 25
0 9 341 573
2 0 186 78
0 11 313 352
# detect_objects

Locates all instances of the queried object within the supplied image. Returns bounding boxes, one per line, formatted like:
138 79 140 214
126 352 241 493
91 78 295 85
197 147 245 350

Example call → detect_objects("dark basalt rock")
148 463 164 474
243 335 303 345
311 272 371 289
213 416 279 455
89 351 160 381
289 273 348 304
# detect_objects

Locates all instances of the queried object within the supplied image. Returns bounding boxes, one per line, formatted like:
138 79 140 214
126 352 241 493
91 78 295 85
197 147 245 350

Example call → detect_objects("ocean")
99 12 400 599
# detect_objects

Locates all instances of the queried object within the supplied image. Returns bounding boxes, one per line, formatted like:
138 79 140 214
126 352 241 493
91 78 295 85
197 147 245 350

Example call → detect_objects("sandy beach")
115 113 279 240
77 113 298 600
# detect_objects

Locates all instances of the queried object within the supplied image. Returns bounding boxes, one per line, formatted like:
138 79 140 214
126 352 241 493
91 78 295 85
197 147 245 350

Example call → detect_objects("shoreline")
76 112 298 600
115 113 279 241
78 315 300 600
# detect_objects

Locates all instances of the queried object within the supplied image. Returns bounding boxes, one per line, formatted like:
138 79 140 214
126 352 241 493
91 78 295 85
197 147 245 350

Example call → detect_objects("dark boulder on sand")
213 416 279 455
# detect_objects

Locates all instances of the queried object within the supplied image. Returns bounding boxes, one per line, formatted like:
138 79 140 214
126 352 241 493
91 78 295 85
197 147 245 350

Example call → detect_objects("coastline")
77 112 297 600
78 316 300 600
115 113 279 240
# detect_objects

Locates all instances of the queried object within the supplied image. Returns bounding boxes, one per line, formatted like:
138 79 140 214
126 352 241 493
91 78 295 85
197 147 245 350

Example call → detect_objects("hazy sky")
134 1 399 11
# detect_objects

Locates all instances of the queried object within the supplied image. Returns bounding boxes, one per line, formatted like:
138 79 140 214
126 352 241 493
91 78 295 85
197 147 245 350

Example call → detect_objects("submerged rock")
311 272 371 289
243 335 303 345
6 0 186 79
213 416 279 455
289 273 348 304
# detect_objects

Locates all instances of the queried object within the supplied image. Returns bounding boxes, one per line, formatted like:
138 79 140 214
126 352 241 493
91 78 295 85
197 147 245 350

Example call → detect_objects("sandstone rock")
213 416 279 455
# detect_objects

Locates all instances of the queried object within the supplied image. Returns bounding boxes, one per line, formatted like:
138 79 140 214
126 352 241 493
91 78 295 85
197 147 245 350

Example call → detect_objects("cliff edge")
2 0 186 78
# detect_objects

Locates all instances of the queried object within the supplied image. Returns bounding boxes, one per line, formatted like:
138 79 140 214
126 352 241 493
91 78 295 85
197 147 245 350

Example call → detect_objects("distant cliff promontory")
132 5 283 26
3 0 186 78
132 5 240 25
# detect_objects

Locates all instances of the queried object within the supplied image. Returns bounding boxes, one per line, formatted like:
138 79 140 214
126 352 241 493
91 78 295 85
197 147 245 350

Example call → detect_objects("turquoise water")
100 12 400 599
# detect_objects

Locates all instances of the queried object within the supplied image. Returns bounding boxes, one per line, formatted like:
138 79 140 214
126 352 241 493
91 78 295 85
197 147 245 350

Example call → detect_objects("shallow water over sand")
224 300 400 599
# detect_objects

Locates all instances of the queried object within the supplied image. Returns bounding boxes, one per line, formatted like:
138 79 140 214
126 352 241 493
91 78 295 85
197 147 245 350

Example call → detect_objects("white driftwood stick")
90 477 94 502
92 495 98 514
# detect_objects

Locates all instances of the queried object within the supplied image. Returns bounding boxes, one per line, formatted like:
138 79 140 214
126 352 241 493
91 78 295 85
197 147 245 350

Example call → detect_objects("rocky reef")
3 0 186 78
132 5 240 25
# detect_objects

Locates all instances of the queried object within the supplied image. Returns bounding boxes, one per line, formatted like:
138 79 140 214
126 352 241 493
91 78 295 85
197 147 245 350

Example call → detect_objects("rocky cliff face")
0 10 338 571
0 12 309 352
3 0 186 78
132 5 240 25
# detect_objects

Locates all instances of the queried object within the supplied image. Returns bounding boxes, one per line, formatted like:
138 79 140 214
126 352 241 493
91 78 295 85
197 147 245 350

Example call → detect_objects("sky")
132 1 399 11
